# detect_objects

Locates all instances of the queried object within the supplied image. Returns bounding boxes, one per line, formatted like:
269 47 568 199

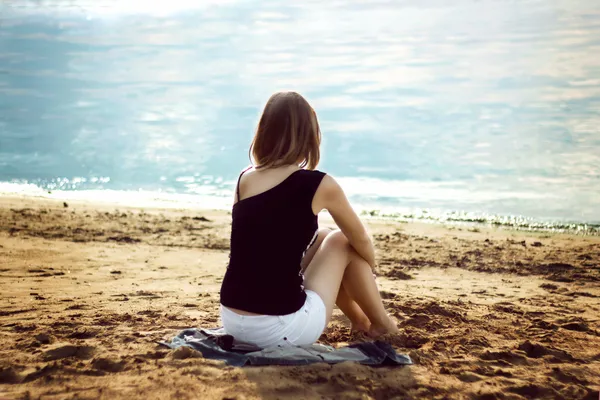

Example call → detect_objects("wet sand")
0 196 599 400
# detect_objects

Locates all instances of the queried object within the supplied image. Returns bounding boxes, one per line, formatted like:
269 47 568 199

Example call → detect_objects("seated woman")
220 91 398 348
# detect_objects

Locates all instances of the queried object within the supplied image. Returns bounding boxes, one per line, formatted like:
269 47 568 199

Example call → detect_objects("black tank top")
219 168 326 315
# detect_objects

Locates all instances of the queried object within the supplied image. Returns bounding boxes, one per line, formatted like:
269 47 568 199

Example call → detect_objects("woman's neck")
255 163 301 171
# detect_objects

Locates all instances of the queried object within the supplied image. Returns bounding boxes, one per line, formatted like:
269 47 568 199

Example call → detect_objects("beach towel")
159 328 413 367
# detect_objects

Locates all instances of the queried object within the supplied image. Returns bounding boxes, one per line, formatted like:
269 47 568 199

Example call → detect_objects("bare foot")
367 318 399 338
350 319 371 334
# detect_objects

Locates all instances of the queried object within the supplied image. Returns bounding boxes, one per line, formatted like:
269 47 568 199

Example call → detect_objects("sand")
0 195 599 400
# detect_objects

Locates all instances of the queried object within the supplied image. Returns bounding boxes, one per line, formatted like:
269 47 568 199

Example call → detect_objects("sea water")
1 0 599 233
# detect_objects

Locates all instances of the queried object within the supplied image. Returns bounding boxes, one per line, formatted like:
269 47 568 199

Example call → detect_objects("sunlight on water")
1 0 599 230
1 0 235 16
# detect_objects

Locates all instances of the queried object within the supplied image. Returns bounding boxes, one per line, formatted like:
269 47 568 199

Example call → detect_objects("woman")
219 91 398 348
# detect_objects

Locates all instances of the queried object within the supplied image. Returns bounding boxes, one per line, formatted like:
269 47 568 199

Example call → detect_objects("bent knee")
322 229 350 249
317 227 334 238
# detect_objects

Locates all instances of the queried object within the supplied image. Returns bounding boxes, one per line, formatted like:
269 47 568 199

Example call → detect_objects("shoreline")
2 187 599 236
1 194 599 399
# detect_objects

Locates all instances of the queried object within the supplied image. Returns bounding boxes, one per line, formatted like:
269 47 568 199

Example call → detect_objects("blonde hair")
250 92 321 170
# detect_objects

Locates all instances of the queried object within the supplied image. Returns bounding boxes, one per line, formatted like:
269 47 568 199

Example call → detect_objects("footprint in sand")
550 367 589 385
92 357 126 373
560 321 591 332
0 367 22 383
529 318 558 331
68 328 100 339
35 333 55 344
478 350 528 365
20 363 61 383
65 304 88 310
43 344 96 361
517 340 575 362
507 384 562 399
457 371 483 383
554 317 594 333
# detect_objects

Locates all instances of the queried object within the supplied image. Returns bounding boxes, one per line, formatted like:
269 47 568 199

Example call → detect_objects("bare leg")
336 281 371 332
302 229 371 332
343 248 397 337
303 230 398 337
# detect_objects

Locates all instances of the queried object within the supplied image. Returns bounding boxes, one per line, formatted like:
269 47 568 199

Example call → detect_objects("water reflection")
0 0 599 223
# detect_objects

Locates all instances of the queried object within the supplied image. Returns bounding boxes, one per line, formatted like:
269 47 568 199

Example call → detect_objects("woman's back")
219 167 326 315
219 92 397 347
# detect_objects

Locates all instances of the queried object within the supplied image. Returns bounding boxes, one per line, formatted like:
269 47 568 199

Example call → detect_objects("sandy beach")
0 195 599 400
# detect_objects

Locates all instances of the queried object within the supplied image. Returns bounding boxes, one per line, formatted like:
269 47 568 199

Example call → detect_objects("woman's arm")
313 175 376 269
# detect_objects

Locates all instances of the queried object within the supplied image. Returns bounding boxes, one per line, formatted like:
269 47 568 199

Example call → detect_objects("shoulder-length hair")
249 92 321 170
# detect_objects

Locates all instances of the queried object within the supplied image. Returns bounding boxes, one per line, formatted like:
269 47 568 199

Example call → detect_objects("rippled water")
1 0 599 230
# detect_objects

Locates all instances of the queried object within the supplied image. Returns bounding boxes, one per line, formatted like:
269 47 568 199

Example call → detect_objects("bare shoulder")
316 174 343 198
313 173 345 213
238 167 256 186
240 166 257 179
235 166 255 202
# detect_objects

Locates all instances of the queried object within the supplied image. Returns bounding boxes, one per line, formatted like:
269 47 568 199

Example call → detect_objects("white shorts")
220 290 327 348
